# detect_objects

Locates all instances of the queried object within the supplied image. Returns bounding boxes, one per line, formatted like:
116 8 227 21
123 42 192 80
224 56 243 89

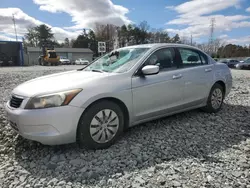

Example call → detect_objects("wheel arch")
214 80 226 95
77 97 130 134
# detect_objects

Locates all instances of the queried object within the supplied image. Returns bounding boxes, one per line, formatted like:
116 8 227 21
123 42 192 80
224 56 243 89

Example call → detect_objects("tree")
171 34 181 43
24 24 55 47
24 27 39 47
118 25 129 47
64 38 70 47
70 39 75 48
72 33 89 48
88 30 98 56
35 24 54 47
52 40 64 48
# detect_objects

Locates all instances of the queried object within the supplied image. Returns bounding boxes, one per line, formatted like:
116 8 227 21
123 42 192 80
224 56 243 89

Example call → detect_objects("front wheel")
201 83 224 113
77 100 124 150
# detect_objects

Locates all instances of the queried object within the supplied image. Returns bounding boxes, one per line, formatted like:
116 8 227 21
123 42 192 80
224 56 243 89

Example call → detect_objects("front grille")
10 95 24 108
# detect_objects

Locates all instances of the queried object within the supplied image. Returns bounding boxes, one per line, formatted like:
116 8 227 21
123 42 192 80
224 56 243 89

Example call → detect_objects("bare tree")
93 23 118 52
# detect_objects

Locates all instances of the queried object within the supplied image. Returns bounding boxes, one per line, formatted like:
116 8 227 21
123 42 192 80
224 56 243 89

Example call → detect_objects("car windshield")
83 47 150 73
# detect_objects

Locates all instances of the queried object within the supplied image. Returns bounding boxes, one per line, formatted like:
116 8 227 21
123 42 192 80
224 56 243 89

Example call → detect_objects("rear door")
175 47 214 106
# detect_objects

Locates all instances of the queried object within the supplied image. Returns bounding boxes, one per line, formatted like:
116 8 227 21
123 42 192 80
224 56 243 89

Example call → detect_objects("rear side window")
178 48 208 67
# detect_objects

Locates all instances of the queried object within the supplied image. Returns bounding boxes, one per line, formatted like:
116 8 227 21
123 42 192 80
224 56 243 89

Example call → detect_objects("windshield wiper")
91 69 104 73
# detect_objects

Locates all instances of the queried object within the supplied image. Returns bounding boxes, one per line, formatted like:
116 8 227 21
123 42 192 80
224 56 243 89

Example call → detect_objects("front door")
131 47 185 122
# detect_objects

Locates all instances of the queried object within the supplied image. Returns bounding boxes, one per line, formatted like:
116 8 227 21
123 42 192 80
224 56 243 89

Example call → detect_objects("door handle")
172 74 182 79
205 68 212 72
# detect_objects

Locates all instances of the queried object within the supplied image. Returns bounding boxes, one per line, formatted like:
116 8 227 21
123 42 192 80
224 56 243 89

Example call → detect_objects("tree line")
23 22 250 58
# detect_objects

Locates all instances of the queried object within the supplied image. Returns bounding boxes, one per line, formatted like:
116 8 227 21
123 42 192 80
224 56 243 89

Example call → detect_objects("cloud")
33 0 131 30
0 0 132 42
225 36 250 45
172 0 241 16
218 34 229 39
165 0 250 44
165 6 175 10
0 8 89 42
0 34 17 41
246 7 250 12
0 8 43 39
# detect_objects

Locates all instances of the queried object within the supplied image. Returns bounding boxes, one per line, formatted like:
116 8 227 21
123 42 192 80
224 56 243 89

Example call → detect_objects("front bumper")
5 101 84 145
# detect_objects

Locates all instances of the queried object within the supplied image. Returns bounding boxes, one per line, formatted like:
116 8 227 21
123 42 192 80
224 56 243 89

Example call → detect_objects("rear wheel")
202 83 224 113
77 100 124 150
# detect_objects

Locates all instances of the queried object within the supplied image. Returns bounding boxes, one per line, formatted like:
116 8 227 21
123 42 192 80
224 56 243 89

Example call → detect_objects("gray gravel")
0 66 250 188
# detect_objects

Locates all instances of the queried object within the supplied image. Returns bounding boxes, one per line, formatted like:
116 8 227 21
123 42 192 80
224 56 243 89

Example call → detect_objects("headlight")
25 89 82 109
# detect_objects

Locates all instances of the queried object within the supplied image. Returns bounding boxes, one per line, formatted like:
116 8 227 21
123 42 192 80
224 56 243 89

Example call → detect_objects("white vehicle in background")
75 58 89 65
60 56 71 65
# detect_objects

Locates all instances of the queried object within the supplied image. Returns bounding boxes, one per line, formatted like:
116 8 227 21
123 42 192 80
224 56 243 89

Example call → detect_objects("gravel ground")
0 66 250 188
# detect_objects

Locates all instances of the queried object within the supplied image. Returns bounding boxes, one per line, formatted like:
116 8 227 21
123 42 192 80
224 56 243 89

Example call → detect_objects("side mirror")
141 65 159 75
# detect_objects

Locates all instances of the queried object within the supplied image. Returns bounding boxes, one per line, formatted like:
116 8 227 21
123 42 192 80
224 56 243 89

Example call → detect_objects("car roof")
117 43 204 52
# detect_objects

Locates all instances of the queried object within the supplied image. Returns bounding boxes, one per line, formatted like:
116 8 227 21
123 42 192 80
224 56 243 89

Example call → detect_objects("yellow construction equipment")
38 43 60 66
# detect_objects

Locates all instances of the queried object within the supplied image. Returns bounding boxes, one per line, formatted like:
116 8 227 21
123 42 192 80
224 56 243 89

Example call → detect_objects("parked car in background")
5 43 232 150
0 52 14 66
75 58 89 65
59 56 71 65
235 57 250 69
218 59 239 68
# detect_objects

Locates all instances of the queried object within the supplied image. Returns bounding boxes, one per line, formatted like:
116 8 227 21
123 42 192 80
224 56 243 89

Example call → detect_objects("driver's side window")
144 48 177 71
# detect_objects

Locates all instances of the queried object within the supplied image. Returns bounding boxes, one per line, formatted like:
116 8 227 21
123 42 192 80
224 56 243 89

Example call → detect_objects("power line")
12 14 18 41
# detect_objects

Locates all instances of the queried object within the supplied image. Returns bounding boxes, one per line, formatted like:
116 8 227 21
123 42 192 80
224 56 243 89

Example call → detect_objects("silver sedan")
5 43 232 149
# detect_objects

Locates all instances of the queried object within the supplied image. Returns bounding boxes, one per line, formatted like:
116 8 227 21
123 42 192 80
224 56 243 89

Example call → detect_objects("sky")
0 0 250 45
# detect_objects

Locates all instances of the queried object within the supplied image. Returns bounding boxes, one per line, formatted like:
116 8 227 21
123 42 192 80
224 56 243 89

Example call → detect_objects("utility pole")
209 18 216 55
249 44 250 56
12 14 18 41
190 34 193 46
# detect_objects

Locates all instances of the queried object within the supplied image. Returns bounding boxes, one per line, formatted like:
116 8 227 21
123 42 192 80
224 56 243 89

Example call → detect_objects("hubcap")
90 109 119 143
211 88 223 109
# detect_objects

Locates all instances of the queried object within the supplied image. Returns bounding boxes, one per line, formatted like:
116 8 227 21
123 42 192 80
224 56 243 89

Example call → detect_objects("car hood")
12 70 111 97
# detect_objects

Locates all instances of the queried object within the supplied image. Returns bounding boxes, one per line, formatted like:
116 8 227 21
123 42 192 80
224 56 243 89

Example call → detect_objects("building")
26 47 93 65
0 41 24 66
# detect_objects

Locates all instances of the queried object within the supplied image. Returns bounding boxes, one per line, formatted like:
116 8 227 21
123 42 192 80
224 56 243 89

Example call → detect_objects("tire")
42 60 46 66
77 100 124 150
236 65 242 69
201 83 224 113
